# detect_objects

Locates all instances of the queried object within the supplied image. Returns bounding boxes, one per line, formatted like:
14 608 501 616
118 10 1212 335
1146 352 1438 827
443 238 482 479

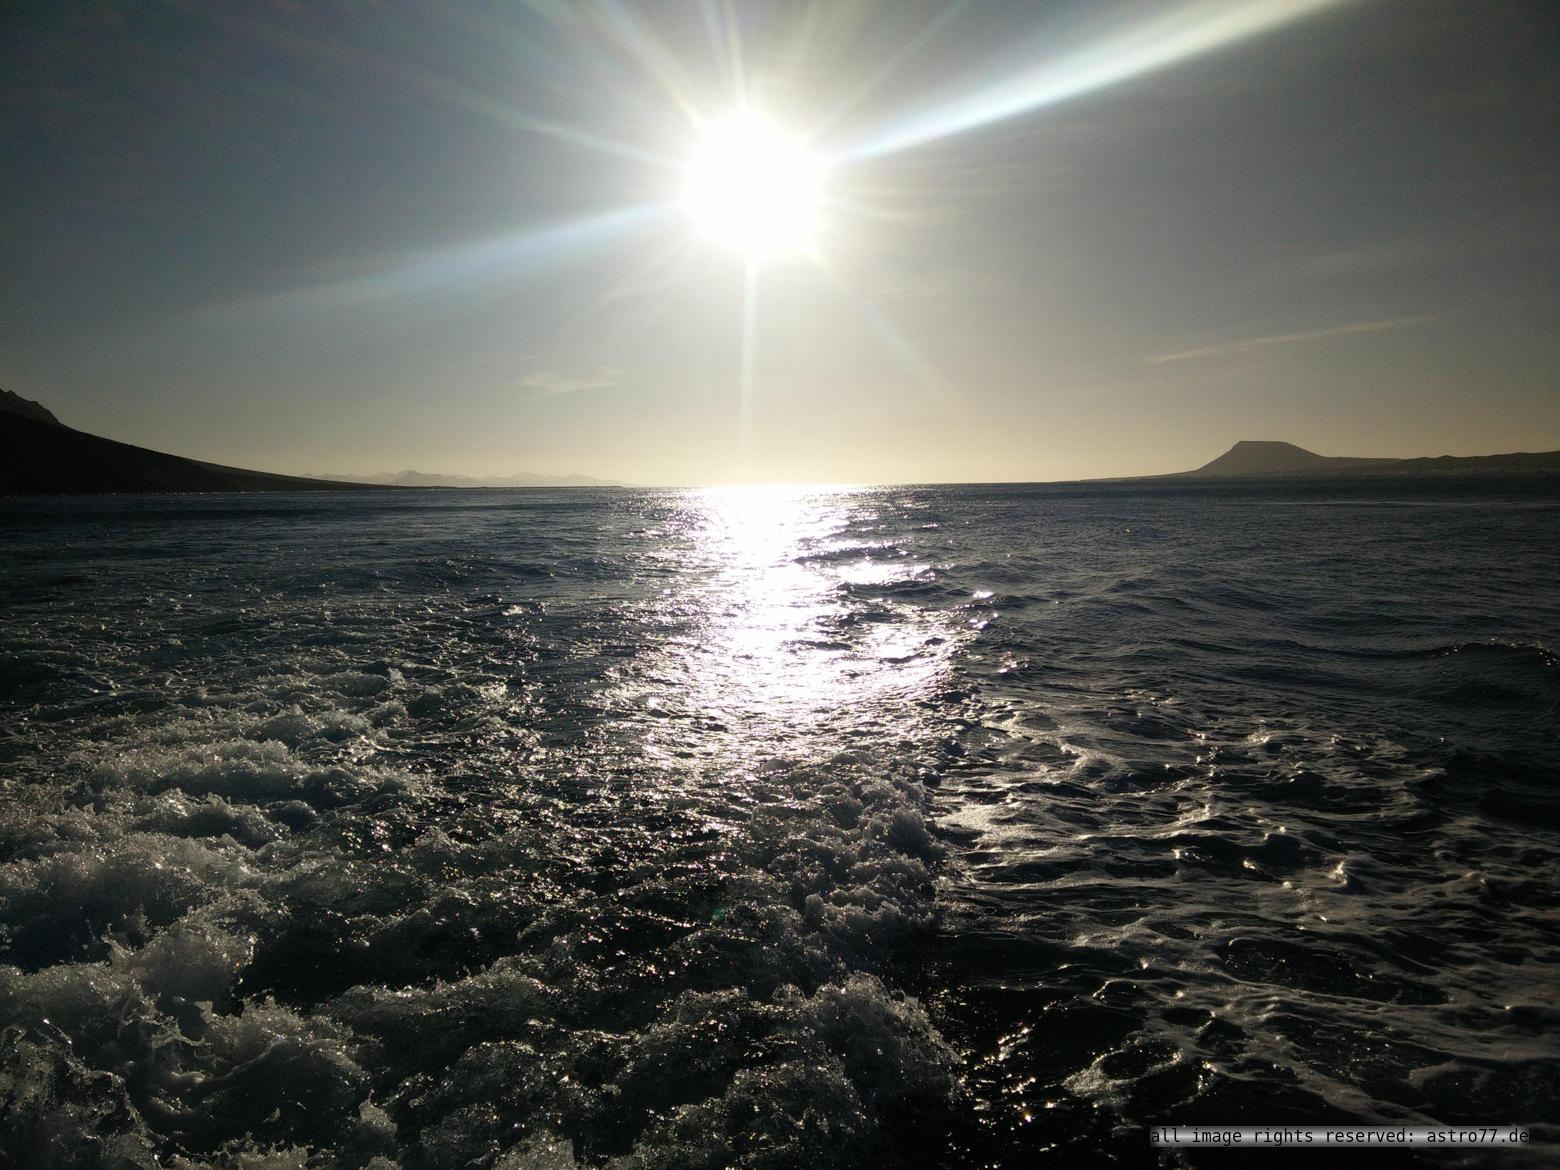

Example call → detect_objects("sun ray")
228 204 669 317
811 255 951 408
738 259 760 465
508 116 684 171
812 0 972 140
845 0 1349 161
192 3 681 174
589 0 707 130
697 0 751 110
586 234 708 317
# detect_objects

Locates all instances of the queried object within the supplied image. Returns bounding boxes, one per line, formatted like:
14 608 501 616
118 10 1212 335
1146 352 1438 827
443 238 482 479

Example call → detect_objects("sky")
3 0 1557 485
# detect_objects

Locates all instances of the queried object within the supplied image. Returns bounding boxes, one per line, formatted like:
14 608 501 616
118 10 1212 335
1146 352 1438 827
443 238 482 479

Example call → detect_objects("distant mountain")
1181 440 1560 478
317 470 617 488
1187 440 1397 476
0 398 390 495
0 388 63 427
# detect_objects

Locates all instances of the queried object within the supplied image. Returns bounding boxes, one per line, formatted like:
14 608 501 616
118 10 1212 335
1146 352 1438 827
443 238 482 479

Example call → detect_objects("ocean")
1 480 1557 1168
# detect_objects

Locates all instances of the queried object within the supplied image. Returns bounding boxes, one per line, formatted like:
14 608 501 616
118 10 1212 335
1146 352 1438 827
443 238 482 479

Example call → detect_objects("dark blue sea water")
2 480 1557 1168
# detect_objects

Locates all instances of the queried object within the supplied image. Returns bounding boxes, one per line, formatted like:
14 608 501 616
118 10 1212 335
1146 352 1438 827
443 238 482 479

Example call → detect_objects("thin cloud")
1148 315 1434 365
1302 242 1430 277
520 369 622 398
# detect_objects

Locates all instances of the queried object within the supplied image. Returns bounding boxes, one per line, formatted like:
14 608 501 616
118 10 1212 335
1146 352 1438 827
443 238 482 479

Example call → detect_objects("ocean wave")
2 484 1557 1165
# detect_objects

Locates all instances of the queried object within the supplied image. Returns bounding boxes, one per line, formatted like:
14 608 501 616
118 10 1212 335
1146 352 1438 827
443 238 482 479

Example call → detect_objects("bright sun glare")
683 111 824 259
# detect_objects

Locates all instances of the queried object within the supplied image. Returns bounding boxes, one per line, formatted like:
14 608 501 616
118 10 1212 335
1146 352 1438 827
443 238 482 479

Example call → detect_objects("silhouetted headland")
0 392 388 495
0 392 611 495
0 388 63 427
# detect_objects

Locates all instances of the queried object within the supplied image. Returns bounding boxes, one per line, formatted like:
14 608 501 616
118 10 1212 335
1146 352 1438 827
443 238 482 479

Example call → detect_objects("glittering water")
1 481 1557 1168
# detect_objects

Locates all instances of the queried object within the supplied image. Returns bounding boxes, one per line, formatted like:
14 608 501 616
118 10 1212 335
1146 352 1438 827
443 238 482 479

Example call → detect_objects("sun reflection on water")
618 485 965 775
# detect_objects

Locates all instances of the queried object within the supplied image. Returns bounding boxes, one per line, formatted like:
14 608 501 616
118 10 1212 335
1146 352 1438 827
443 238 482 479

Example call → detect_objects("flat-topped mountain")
1183 440 1560 479
1188 440 1396 476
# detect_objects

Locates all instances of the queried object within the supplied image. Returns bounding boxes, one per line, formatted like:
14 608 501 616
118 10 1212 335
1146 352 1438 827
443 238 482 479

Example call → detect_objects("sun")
682 110 824 259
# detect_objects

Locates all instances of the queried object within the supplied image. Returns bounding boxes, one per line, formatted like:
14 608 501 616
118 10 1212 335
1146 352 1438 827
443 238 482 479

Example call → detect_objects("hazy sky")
3 0 1557 484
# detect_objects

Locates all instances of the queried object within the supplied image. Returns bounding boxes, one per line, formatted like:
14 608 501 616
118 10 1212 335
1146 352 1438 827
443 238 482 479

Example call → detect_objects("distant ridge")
316 469 618 488
1180 440 1560 479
